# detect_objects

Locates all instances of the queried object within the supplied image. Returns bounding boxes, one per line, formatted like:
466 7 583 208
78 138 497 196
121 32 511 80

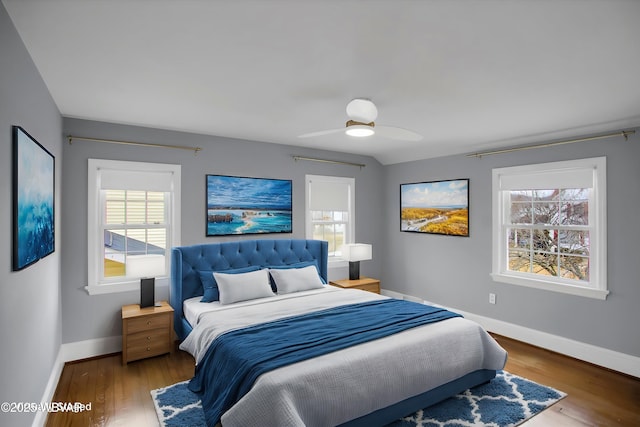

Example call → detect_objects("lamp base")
140 277 155 308
348 261 360 280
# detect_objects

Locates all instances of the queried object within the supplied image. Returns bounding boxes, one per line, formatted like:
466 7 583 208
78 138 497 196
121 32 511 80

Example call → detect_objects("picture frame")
13 126 55 270
400 178 469 236
206 174 292 236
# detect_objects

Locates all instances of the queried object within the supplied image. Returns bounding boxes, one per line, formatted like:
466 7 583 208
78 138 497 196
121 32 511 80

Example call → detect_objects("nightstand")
121 301 174 365
330 277 381 294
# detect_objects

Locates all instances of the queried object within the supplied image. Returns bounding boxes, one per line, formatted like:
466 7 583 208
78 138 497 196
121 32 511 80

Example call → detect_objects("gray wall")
0 4 63 427
61 118 383 343
383 130 640 358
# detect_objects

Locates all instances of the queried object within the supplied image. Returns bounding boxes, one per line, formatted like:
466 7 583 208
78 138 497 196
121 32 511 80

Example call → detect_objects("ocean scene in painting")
15 128 55 269
206 175 292 236
401 179 469 236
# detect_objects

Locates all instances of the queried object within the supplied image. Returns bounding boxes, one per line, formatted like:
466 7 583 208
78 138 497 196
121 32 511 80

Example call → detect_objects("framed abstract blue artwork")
13 126 55 270
206 174 292 236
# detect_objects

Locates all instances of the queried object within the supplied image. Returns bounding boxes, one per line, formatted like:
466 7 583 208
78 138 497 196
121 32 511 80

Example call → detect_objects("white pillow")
214 269 275 305
269 265 325 294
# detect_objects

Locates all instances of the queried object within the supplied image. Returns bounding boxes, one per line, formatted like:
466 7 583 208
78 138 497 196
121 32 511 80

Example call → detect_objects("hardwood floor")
46 349 194 427
493 334 640 427
46 336 640 426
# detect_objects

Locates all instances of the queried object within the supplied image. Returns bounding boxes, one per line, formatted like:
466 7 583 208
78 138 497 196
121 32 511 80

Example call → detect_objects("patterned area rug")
151 370 565 427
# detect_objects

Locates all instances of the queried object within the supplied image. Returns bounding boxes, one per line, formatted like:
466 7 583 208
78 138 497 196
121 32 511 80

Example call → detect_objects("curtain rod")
292 155 366 169
67 135 202 154
466 130 635 158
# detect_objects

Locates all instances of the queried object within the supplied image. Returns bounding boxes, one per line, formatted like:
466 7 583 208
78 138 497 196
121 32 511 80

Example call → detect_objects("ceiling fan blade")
299 99 420 141
375 125 423 141
298 128 344 138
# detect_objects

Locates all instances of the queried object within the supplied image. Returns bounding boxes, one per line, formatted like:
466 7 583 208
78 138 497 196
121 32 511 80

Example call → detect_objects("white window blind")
98 169 175 192
495 165 595 191
308 179 350 211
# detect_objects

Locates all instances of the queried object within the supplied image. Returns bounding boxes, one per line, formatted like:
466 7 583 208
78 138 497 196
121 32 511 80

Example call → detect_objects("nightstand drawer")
126 340 171 362
126 313 171 333
126 328 170 349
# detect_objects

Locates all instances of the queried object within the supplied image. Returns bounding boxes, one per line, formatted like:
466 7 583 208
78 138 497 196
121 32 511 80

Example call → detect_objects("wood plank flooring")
493 334 640 427
46 335 640 426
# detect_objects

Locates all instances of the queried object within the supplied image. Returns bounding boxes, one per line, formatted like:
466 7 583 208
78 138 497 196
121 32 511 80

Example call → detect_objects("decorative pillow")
268 261 326 292
199 265 261 302
214 269 275 305
269 265 325 295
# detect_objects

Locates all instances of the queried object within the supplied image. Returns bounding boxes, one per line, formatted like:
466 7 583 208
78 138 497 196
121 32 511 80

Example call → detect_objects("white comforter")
180 286 507 427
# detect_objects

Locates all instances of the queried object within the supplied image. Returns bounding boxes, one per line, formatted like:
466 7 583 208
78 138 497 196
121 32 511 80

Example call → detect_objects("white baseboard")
32 350 65 427
381 289 640 378
58 335 122 362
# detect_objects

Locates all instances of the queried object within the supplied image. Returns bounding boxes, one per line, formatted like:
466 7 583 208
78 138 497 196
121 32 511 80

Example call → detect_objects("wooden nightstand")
121 301 174 365
330 277 381 294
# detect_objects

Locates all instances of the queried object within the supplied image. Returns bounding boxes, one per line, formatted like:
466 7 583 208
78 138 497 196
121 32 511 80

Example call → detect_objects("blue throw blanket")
188 298 462 426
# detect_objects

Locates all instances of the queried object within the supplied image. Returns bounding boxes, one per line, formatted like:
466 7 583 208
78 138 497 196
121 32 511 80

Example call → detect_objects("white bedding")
182 286 339 338
180 287 507 427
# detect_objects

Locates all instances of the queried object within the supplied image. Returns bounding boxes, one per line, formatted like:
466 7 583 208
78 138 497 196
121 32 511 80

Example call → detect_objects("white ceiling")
4 0 640 165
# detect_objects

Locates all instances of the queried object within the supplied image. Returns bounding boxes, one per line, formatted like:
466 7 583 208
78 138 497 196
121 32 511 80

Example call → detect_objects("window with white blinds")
491 157 608 299
305 175 354 259
86 159 181 295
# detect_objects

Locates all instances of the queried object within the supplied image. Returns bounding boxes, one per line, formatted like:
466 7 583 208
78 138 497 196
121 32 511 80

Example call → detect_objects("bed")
170 239 507 427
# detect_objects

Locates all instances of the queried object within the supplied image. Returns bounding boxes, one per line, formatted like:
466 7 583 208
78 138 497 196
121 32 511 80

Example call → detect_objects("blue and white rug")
151 370 565 427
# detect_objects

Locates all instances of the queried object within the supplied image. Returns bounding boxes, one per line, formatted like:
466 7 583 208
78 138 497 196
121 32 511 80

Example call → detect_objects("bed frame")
170 238 495 426
170 239 328 341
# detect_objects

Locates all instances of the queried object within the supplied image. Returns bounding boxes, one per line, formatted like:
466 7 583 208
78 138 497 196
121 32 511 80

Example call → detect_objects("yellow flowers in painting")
401 207 469 236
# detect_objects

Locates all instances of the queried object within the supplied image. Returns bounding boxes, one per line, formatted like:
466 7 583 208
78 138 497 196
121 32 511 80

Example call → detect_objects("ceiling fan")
298 98 423 141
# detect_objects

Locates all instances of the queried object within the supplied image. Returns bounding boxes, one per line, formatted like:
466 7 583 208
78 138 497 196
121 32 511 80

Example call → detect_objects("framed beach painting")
206 174 292 236
13 126 55 270
400 178 469 237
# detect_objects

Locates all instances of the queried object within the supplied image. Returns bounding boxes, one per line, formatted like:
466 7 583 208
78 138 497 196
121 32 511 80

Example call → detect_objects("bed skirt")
339 369 497 427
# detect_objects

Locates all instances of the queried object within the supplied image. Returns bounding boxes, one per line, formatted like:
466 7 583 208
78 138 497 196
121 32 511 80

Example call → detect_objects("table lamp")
341 243 372 280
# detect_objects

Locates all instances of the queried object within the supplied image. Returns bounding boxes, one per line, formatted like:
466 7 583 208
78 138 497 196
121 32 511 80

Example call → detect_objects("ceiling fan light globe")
345 125 375 137
346 99 378 123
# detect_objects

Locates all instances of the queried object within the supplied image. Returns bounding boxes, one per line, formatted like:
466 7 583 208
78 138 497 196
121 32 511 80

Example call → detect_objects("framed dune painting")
206 174 292 236
13 126 55 270
400 178 469 236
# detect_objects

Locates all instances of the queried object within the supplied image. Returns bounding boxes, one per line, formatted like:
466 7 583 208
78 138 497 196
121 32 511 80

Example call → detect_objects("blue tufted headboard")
170 239 328 340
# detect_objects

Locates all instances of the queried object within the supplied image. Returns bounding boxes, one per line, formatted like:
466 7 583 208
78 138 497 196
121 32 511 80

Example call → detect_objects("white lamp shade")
341 244 372 262
126 254 165 278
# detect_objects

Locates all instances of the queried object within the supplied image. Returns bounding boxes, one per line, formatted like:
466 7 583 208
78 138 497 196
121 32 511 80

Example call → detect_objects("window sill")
85 277 169 295
328 258 348 269
491 272 609 300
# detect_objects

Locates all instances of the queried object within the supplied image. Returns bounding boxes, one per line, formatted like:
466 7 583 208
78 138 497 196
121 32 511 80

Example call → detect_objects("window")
305 175 355 262
86 159 181 295
492 157 607 299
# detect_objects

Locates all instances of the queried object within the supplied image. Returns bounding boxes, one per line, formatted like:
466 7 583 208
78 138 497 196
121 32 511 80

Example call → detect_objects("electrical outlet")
489 293 496 304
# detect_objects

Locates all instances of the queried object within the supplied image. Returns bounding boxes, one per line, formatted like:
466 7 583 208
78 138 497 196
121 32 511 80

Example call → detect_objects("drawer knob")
147 347 151 351
147 336 151 340
147 321 152 325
